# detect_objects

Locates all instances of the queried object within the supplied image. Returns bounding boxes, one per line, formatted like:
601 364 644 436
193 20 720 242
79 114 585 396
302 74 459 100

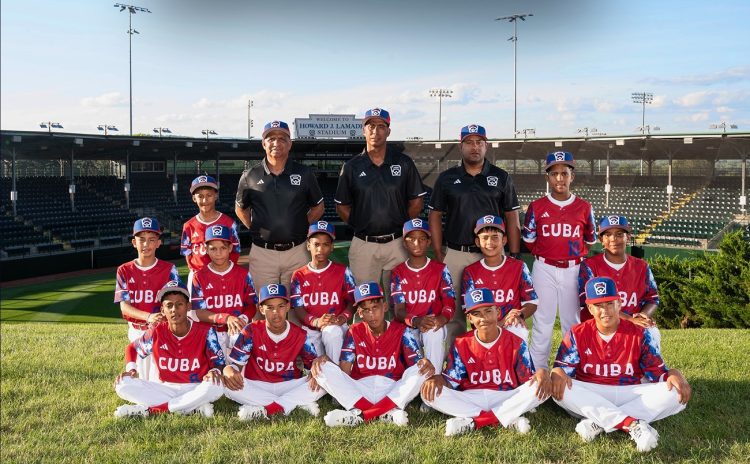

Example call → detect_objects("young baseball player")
312 282 436 427
222 284 325 420
552 277 691 452
462 215 538 342
113 281 225 418
420 288 550 437
523 152 597 370
189 224 258 356
290 221 356 364
390 218 455 374
114 217 181 381
181 175 241 290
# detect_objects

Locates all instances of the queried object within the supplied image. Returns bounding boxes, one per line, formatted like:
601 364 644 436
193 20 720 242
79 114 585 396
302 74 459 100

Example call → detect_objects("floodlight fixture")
631 92 654 134
429 88 453 140
515 128 535 138
496 13 533 138
709 122 738 133
153 127 172 137
97 124 119 135
39 122 63 133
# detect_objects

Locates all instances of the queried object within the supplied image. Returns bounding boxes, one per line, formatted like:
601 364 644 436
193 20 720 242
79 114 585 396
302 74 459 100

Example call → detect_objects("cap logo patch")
166 281 179 288
608 216 620 225
470 289 484 303
487 176 498 187
482 215 494 224
358 284 371 296
371 109 381 116
210 225 223 236
141 218 152 228
267 284 279 295
554 152 566 161
197 175 207 183
317 221 328 229
594 282 608 296
271 121 280 128
290 174 302 186
412 219 423 228
390 165 402 177
468 125 478 133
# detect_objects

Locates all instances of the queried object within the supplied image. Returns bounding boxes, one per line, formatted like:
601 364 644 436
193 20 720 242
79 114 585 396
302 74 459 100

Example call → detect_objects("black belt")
354 232 402 244
252 238 304 251
447 243 481 253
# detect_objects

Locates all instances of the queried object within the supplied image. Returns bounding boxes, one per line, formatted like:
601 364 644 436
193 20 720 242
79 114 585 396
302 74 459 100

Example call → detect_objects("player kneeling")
551 277 691 453
312 282 436 427
113 281 225 418
223 284 325 420
420 288 550 437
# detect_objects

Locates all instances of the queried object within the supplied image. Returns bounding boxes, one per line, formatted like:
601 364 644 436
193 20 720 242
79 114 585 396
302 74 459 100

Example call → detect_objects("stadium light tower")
429 88 453 140
636 125 660 135
631 92 653 135
39 122 63 133
153 127 172 138
247 99 254 139
114 3 151 136
496 13 533 139
577 127 606 137
709 122 739 133
97 124 119 136
202 129 217 144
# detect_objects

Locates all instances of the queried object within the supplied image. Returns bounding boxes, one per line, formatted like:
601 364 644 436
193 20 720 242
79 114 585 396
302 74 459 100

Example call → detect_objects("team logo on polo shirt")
470 289 484 303
607 215 620 225
390 165 402 177
358 284 370 296
267 284 280 295
554 152 566 162
141 218 153 228
593 282 608 296
487 176 498 187
290 174 302 186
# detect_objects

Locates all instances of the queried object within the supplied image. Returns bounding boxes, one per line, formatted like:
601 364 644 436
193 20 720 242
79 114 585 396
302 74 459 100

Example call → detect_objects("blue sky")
1 0 748 140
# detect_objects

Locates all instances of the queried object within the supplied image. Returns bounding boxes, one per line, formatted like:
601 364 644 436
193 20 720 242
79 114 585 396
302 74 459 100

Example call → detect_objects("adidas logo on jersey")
192 232 200 239
359 172 367 177
303 281 311 287
585 348 593 355
206 283 214 289
160 344 169 351
258 344 267 351
541 212 550 218
129 277 136 283
359 341 367 348
453 179 461 184
468 357 476 364
401 278 408 284
475 279 484 285
257 179 264 185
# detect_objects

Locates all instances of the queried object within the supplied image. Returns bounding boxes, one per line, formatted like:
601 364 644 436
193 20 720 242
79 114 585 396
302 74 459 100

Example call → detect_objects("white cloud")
715 106 733 113
673 91 709 107
81 92 128 108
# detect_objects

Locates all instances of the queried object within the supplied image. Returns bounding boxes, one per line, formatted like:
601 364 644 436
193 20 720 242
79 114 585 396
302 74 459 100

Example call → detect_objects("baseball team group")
112 107 692 453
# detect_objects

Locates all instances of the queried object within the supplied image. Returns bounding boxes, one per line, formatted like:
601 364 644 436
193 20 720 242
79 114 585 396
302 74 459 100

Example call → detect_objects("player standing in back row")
523 152 596 370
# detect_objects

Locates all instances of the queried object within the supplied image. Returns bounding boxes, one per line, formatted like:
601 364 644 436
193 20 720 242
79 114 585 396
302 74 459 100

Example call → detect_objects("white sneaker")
195 403 214 418
114 404 149 418
508 416 531 434
575 419 603 442
238 405 268 421
324 409 364 427
380 408 409 426
445 417 475 437
628 420 659 452
299 403 320 417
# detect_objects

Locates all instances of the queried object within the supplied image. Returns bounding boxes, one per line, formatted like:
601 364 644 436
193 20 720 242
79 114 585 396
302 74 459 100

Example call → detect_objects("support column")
740 155 747 214
605 150 611 209
11 146 18 217
590 158 595 177
69 148 76 212
124 151 131 210
215 152 220 190
667 155 673 211
173 151 178 205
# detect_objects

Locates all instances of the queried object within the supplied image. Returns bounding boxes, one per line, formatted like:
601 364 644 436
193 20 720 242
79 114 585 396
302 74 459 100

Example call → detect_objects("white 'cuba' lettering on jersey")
582 363 635 377
159 357 201 372
493 289 515 304
191 243 207 256
405 289 437 305
620 291 638 308
256 357 295 373
302 292 340 307
356 354 397 370
541 224 581 238
470 369 513 385
205 294 243 310
129 290 155 304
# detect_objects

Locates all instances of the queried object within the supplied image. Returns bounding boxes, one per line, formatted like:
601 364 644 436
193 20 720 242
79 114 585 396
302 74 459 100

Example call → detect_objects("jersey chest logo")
390 165 402 177
487 176 498 187
290 174 302 186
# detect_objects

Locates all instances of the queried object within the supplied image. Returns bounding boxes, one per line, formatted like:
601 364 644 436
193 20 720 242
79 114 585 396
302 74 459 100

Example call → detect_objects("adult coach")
428 124 520 338
235 120 325 315
335 108 426 291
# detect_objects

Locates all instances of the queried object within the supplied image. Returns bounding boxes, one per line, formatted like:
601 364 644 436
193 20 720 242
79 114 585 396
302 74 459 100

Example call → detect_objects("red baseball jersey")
578 254 660 321
191 262 257 329
522 194 597 261
290 261 356 329
443 329 534 391
461 257 538 319
554 319 668 386
126 321 225 383
390 258 456 321
340 321 422 381
228 320 317 383
180 213 241 272
114 259 180 323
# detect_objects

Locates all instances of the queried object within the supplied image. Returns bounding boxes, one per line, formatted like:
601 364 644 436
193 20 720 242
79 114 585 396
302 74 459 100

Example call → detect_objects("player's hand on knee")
417 358 436 377
550 368 572 401
204 369 223 385
420 374 446 402
307 374 321 392
311 355 331 377
222 365 244 391
529 368 552 400
666 369 692 404
114 369 138 386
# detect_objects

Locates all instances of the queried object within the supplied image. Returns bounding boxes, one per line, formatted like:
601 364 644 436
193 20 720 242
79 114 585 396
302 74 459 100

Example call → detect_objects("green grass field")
2 245 750 463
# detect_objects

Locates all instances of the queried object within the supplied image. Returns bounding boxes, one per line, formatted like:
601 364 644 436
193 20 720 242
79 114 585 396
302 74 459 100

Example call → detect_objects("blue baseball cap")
460 124 487 142
545 151 575 171
132 217 161 236
474 215 505 234
308 220 336 239
157 280 190 302
363 108 391 127
403 218 431 237
262 120 291 139
204 224 232 243
258 283 289 304
353 282 384 305
599 215 632 235
585 277 619 304
463 288 496 313
190 175 218 194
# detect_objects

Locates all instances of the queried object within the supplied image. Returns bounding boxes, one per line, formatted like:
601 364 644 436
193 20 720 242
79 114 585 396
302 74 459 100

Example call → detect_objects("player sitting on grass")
421 288 550 437
114 217 181 381
551 277 691 453
290 221 356 364
113 281 225 418
391 218 456 374
312 282 436 427
222 284 325 420
189 224 258 356
462 215 538 341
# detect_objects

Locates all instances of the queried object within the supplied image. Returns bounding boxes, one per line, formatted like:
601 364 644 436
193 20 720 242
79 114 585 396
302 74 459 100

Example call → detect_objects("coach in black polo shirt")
335 107 426 290
428 124 520 338
235 120 324 309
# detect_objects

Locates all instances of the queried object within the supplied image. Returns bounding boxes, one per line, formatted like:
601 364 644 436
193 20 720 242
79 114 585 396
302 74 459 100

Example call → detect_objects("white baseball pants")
303 324 347 365
408 327 447 374
115 376 223 413
224 377 325 414
127 323 158 382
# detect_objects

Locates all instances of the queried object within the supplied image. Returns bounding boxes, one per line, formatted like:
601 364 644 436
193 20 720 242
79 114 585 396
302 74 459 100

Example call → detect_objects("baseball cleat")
324 409 364 427
628 420 659 452
238 405 268 421
298 402 320 417
575 419 604 442
114 404 149 418
380 408 409 426
508 416 531 434
195 403 214 418
445 417 475 437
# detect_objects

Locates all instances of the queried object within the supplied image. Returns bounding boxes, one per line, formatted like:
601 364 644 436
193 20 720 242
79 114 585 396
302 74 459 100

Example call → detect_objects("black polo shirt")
335 148 426 236
235 158 323 243
428 159 519 246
